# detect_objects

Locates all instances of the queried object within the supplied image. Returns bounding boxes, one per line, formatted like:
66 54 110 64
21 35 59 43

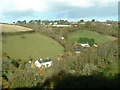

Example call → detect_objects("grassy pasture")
0 24 34 33
2 33 64 60
67 30 117 44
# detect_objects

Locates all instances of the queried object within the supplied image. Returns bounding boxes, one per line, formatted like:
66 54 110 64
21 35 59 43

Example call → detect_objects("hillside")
2 33 64 60
0 24 34 33
2 23 118 89
67 30 117 44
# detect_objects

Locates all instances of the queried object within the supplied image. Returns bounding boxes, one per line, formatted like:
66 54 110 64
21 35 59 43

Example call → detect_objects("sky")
0 0 119 23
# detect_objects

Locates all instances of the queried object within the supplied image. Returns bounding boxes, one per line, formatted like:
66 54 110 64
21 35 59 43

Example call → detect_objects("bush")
11 60 19 67
78 37 95 46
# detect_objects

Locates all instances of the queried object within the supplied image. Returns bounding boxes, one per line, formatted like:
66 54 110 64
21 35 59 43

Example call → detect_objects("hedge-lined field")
67 30 117 44
1 24 34 33
2 33 64 60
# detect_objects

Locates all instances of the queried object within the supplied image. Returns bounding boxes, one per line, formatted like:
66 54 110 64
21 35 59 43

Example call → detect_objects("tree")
78 38 89 43
84 38 89 43
2 57 14 74
13 22 15 24
18 60 26 69
22 20 27 24
88 38 95 46
78 38 84 43
8 69 43 88
92 19 95 22
16 20 22 25
29 20 35 24
11 60 19 68
80 19 84 22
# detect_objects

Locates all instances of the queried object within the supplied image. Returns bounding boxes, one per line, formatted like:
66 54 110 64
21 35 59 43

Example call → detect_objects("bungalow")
35 58 53 68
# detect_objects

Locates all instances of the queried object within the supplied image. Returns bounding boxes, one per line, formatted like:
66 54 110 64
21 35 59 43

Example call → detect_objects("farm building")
72 41 79 46
75 49 82 54
35 58 53 68
72 42 80 48
51 25 71 27
79 42 90 47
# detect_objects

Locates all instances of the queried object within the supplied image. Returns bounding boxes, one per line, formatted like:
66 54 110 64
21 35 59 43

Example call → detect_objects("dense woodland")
2 19 119 88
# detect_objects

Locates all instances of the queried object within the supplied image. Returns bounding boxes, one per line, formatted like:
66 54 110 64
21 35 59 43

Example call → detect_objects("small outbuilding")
75 49 82 54
79 42 90 47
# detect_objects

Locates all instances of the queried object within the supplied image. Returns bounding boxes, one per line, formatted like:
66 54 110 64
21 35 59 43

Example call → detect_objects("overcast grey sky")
0 0 119 23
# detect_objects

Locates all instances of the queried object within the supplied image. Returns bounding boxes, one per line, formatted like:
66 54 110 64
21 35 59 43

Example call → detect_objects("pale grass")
0 24 33 33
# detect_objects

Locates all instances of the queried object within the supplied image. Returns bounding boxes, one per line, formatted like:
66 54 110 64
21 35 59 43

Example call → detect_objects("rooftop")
75 49 82 51
38 58 52 63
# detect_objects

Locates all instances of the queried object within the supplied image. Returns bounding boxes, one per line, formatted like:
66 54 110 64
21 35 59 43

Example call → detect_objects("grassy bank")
67 30 117 44
2 33 64 60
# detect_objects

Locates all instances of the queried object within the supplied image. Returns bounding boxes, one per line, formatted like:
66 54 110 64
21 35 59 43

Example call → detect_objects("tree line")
78 38 95 46
14 20 70 25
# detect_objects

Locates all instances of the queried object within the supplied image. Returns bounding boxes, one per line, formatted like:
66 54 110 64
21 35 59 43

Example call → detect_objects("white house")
35 58 53 68
79 43 90 47
93 44 98 47
60 36 65 40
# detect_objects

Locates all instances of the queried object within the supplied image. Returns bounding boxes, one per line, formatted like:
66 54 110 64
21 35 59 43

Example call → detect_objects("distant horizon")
0 18 118 24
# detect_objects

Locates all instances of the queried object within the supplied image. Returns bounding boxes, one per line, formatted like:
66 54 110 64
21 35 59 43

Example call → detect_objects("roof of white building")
37 58 52 63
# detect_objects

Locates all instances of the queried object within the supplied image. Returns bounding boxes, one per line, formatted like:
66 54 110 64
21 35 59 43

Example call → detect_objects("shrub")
11 60 19 67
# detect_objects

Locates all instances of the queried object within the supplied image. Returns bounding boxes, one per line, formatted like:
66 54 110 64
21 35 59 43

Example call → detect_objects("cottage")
35 58 53 68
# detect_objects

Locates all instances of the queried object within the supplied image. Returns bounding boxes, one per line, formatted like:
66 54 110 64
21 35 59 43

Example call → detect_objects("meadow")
67 30 117 44
2 33 64 60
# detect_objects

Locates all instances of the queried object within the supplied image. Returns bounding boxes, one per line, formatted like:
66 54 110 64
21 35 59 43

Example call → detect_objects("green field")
2 33 64 60
67 30 117 44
